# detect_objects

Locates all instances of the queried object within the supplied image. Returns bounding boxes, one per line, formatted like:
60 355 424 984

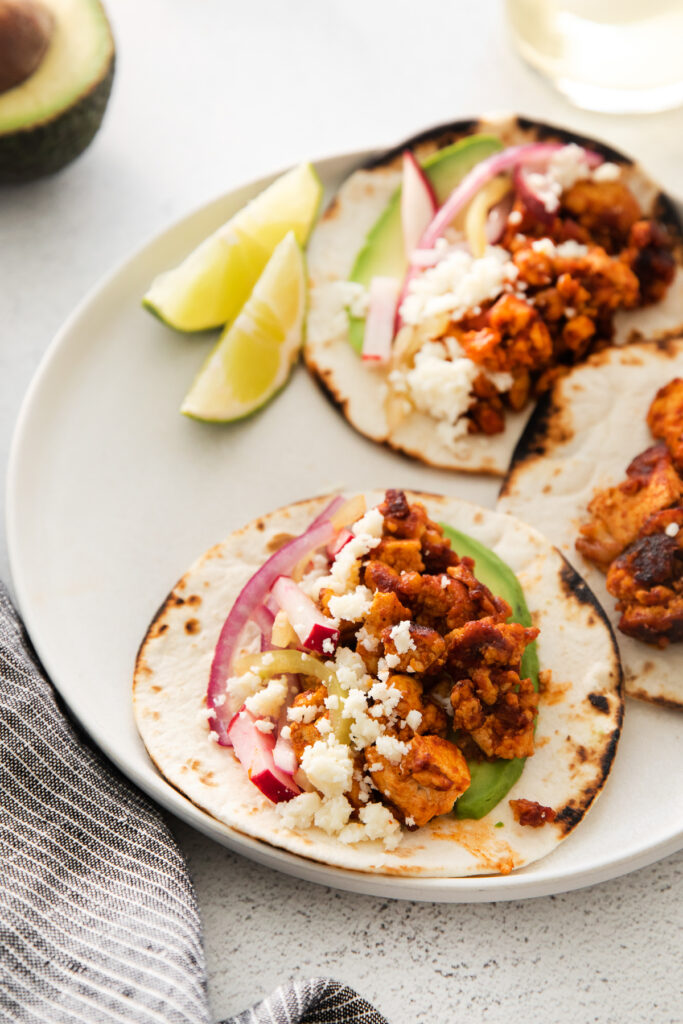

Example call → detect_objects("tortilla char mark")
555 725 621 835
542 553 624 837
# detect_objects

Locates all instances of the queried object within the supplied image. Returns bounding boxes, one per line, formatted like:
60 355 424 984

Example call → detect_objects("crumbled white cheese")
313 795 353 834
486 370 515 392
277 791 323 830
213 694 226 708
207 730 219 744
300 736 354 798
307 281 369 346
384 652 401 669
313 528 382 597
352 507 385 539
368 681 402 719
508 209 522 225
665 522 680 537
356 625 379 652
280 725 292 740
342 688 382 748
334 646 372 692
287 703 323 724
531 237 557 257
315 718 332 736
593 161 620 183
376 657 391 685
556 240 589 259
324 693 340 711
322 637 336 654
359 803 401 848
245 677 288 718
254 719 275 734
526 144 591 214
392 341 479 435
226 670 263 713
328 585 373 622
338 822 368 845
389 620 416 655
298 553 331 598
399 245 518 327
405 709 423 732
375 735 409 765
405 816 416 827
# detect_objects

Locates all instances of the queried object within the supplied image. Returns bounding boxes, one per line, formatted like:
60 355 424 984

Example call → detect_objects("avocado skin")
0 53 114 184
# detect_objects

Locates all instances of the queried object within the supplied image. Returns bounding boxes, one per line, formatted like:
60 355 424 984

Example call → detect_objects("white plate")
7 150 683 903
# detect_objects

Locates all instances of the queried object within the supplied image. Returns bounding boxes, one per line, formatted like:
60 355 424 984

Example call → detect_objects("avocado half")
0 0 115 183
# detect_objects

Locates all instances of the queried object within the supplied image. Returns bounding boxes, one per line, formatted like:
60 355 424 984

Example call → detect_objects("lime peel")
144 162 322 332
180 231 306 423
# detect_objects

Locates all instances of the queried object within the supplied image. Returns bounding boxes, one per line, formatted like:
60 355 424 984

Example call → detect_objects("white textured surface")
1 1 682 1021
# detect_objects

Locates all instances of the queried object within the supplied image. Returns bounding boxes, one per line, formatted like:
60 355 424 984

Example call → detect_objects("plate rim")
6 143 683 903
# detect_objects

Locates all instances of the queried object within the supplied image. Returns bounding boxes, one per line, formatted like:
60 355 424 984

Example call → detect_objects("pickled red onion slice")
207 499 342 744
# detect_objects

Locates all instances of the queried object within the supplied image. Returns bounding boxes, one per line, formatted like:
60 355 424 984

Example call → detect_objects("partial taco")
305 114 683 475
499 337 683 708
134 489 622 877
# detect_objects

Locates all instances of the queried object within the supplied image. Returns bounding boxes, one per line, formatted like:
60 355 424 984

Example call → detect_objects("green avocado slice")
439 524 540 821
347 134 504 352
0 0 115 183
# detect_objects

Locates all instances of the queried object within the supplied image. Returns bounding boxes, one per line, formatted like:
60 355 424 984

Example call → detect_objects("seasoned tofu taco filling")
305 115 683 475
390 154 675 443
210 491 541 849
577 379 683 647
134 488 622 876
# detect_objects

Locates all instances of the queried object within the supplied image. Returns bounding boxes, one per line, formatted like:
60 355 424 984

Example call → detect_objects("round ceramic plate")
7 150 683 903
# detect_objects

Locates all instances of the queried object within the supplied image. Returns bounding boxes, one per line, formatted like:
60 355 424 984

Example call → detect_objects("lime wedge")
144 162 322 332
181 232 306 421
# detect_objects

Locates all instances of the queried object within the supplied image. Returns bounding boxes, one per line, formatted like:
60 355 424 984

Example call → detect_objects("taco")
134 489 622 877
304 114 683 476
499 337 683 708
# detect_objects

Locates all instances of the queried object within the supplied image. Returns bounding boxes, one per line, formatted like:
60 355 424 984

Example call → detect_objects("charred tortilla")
499 337 683 708
304 114 683 476
133 491 622 878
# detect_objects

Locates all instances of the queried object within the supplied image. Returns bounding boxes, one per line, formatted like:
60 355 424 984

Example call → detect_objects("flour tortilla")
304 114 683 476
134 491 622 877
499 337 683 708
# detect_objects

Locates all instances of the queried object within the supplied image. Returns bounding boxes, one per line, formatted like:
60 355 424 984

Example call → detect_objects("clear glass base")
520 56 683 114
507 0 683 115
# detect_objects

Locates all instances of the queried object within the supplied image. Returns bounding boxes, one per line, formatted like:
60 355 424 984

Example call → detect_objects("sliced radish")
513 164 556 224
401 150 437 258
273 731 298 775
228 708 300 802
362 276 401 363
271 575 339 655
327 527 353 560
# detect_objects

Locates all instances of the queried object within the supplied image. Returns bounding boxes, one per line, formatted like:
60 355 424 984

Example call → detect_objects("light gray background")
2 1 682 1021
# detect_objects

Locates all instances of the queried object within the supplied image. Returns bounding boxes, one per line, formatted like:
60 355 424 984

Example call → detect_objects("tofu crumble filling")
219 491 540 849
313 144 676 449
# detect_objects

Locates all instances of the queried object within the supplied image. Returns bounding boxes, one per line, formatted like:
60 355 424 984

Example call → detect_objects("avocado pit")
0 0 55 94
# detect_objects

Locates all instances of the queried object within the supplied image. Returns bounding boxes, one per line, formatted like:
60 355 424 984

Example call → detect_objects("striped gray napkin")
0 584 387 1024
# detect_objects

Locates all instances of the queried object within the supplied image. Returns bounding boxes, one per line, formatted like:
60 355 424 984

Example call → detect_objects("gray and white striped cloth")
0 584 388 1024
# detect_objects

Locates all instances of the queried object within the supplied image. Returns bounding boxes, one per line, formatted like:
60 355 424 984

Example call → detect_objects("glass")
505 0 683 113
